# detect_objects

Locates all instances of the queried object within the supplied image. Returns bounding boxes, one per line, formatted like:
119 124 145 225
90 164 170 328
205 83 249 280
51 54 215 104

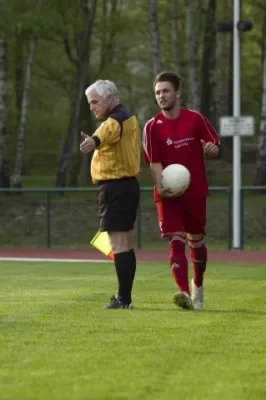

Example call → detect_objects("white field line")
0 257 112 263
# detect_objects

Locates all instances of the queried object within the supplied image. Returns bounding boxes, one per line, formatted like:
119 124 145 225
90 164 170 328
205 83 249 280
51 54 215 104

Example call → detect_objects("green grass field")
0 260 266 400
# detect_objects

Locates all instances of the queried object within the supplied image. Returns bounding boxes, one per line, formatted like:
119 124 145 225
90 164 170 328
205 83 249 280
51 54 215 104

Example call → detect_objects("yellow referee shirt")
90 104 140 184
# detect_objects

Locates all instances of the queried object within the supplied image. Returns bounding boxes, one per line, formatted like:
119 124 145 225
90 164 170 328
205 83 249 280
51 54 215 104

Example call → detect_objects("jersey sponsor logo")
166 137 195 149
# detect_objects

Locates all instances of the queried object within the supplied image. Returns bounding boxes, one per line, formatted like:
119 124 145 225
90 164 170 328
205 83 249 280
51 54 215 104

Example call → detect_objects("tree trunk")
12 38 37 188
80 110 95 186
185 0 201 111
217 32 229 118
0 40 7 136
170 0 181 74
56 0 97 188
72 0 118 186
217 0 230 118
148 0 162 77
12 0 44 188
0 39 10 188
97 0 118 77
253 16 266 186
69 0 119 187
14 35 24 126
200 0 217 126
69 94 95 186
218 0 232 161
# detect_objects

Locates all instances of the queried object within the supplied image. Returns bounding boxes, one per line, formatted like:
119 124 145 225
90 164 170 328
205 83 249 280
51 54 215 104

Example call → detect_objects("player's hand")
201 140 219 156
80 132 96 153
157 186 185 199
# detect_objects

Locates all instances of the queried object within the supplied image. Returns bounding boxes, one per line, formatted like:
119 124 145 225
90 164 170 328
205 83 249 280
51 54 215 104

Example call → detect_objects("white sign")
219 116 255 137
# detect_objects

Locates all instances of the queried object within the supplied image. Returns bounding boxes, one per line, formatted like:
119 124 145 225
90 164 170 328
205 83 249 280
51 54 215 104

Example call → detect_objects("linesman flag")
90 231 114 261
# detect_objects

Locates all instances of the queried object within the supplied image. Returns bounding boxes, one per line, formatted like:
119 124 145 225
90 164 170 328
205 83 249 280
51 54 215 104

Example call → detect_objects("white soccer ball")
161 164 191 194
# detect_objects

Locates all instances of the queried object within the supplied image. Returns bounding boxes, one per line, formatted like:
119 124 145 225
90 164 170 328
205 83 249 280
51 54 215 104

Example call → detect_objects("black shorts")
97 177 140 232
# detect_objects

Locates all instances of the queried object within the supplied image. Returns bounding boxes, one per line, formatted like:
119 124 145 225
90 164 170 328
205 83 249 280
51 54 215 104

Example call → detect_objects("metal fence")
240 186 266 249
0 186 265 249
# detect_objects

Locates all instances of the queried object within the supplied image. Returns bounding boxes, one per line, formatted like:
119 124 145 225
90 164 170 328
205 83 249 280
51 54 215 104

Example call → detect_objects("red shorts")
156 196 206 238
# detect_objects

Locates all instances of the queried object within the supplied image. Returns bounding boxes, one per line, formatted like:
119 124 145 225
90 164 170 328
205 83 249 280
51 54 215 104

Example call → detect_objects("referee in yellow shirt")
80 80 140 309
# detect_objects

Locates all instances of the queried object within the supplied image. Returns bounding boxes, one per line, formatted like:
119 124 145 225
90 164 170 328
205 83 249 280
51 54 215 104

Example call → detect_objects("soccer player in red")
143 71 220 310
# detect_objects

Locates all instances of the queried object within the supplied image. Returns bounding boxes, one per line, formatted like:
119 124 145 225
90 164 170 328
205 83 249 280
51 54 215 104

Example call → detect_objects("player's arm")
150 163 163 191
198 114 220 157
142 121 154 165
92 118 121 149
143 122 178 198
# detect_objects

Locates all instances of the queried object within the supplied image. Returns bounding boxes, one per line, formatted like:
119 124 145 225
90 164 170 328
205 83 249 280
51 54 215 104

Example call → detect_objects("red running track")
0 248 265 264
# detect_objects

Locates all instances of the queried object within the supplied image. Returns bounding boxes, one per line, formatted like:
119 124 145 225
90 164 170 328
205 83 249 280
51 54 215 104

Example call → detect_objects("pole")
233 0 241 249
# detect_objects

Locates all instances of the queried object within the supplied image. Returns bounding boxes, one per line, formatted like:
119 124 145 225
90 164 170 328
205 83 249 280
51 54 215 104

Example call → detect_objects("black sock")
114 249 136 304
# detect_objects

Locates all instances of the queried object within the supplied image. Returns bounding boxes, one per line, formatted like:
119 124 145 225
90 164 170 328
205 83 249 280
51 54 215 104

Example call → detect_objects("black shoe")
103 295 133 309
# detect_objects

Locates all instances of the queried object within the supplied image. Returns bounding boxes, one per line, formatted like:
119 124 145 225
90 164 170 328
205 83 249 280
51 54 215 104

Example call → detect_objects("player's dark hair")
153 71 182 91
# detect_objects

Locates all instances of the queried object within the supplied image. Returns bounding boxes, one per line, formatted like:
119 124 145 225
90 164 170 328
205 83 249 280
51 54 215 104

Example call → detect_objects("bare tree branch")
59 7 77 65
63 37 76 64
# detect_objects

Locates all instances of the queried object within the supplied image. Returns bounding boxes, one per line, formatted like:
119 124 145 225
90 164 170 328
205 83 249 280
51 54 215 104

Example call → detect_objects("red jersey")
143 108 220 201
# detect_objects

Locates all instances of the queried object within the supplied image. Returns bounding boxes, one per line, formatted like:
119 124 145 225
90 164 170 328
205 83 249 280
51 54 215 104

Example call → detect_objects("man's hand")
80 132 96 153
157 186 185 199
201 140 219 156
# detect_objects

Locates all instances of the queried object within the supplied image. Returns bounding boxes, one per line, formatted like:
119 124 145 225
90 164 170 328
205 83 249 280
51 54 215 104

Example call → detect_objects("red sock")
169 236 190 294
188 239 207 287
